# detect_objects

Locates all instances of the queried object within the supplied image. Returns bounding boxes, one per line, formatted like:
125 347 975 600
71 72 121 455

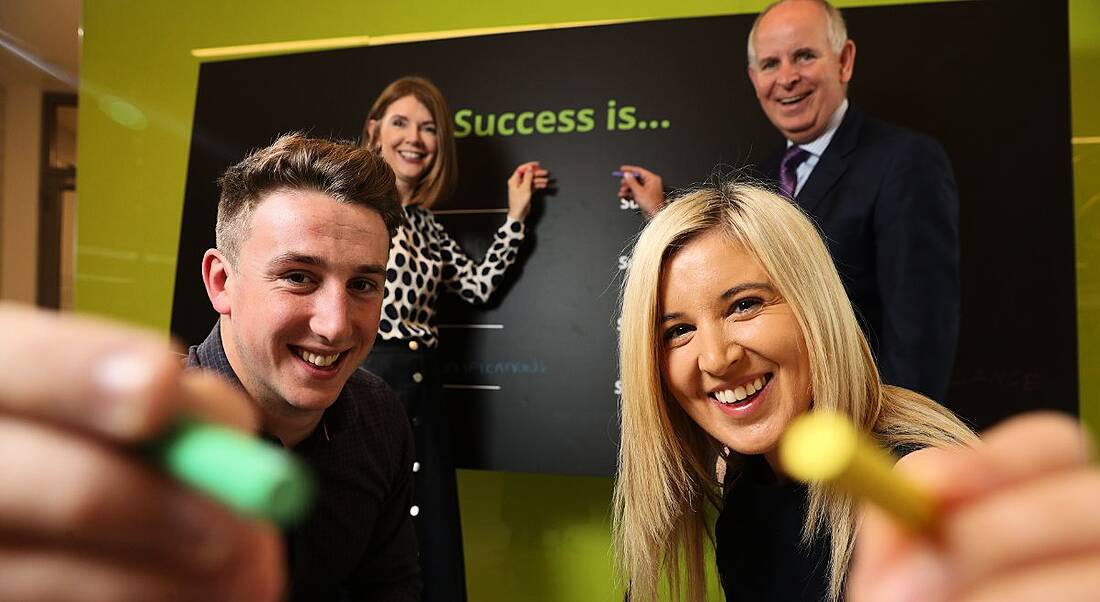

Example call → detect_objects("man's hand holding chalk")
615 164 665 218
0 304 285 601
148 414 313 526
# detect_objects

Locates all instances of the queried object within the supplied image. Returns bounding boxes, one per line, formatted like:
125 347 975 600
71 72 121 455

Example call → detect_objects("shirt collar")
195 323 245 391
786 98 848 157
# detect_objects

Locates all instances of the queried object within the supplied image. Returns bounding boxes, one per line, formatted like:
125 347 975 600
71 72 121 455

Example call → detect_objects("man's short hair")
746 0 849 68
216 132 401 264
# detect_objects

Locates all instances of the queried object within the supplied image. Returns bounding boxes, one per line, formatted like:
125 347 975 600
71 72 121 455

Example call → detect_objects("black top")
715 455 830 602
187 325 421 601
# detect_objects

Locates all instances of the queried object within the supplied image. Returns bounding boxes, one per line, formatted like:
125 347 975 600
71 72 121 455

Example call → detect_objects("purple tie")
779 146 810 198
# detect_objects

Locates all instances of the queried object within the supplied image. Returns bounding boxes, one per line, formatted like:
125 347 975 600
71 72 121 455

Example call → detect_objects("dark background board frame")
172 1 1075 477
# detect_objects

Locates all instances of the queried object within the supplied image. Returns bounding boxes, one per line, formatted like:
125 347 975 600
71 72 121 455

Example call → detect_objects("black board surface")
173 1 1076 476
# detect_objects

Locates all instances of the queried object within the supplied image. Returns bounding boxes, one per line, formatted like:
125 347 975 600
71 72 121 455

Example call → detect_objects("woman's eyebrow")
658 283 774 322
390 112 434 126
721 282 774 300
659 311 683 324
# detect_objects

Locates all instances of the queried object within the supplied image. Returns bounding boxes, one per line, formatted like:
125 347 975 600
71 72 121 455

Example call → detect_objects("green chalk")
148 419 314 526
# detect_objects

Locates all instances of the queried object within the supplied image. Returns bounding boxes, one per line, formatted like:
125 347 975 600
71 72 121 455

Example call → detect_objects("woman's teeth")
398 150 424 160
298 348 340 367
714 375 770 404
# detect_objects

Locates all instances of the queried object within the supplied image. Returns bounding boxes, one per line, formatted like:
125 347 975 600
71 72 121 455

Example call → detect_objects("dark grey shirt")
187 325 421 601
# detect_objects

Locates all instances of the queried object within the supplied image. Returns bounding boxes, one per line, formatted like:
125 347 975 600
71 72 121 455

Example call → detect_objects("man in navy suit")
618 0 960 403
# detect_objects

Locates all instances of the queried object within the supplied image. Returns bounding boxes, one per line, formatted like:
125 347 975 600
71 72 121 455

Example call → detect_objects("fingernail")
867 546 951 602
93 349 157 435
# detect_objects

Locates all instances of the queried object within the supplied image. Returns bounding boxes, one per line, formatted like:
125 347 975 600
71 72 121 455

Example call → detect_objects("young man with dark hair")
0 134 419 601
196 133 420 600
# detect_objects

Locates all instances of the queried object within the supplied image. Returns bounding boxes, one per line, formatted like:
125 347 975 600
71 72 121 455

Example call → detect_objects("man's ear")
202 249 233 316
839 39 856 84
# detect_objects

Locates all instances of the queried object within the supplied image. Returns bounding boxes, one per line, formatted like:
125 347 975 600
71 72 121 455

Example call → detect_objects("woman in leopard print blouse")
359 75 550 602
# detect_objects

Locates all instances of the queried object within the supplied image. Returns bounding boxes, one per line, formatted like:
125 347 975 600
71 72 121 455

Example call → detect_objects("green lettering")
516 111 535 135
577 108 595 132
497 112 516 136
454 109 472 138
618 106 637 130
536 110 556 134
474 113 495 137
557 109 576 133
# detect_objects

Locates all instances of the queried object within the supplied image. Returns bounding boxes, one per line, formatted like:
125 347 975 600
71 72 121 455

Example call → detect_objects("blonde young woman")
614 183 1100 601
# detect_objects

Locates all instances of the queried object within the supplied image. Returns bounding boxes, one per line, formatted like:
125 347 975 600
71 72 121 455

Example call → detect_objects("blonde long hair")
613 182 976 601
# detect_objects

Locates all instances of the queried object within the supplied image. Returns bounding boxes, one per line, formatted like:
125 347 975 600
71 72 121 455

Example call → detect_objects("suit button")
413 461 421 473
408 340 419 351
412 372 424 383
410 505 420 517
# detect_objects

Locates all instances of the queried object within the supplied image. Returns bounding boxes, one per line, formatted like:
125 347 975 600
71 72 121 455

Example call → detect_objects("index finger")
619 164 657 179
0 303 256 442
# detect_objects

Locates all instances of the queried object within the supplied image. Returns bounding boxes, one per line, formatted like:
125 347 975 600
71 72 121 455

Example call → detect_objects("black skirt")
361 338 466 602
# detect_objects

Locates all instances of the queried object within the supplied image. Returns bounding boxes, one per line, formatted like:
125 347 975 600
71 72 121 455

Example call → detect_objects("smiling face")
371 94 438 202
658 228 812 466
747 0 855 144
215 189 391 418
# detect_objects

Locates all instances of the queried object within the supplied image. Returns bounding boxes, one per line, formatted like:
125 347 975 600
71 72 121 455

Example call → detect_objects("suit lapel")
795 105 863 215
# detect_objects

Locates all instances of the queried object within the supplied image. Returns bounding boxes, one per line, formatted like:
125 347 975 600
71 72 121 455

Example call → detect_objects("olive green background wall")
78 1 1098 599
1070 0 1100 451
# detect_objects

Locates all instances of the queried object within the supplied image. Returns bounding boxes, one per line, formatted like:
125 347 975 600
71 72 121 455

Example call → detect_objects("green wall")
78 1 1098 599
1071 0 1100 443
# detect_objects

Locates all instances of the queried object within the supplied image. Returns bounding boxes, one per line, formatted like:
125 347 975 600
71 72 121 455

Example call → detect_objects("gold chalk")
779 411 936 532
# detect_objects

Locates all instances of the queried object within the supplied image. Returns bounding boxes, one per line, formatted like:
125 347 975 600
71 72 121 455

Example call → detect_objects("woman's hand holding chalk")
779 410 936 532
792 412 1100 601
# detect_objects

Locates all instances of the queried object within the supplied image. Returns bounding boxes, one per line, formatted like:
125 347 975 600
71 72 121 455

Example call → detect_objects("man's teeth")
298 349 340 367
779 93 808 105
715 375 769 404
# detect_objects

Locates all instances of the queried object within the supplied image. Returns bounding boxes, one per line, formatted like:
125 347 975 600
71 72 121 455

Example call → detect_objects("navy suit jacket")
760 105 960 402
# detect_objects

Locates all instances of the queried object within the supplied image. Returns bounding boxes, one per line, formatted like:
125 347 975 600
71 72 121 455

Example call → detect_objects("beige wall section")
0 82 42 303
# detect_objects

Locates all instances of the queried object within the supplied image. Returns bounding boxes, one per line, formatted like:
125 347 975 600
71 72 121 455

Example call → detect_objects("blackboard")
172 0 1076 476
